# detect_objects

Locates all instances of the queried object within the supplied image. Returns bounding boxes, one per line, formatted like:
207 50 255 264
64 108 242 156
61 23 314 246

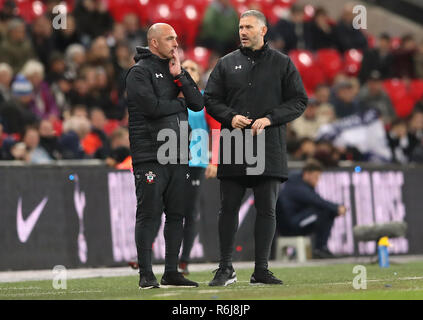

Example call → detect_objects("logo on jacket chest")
155 73 164 78
234 65 242 70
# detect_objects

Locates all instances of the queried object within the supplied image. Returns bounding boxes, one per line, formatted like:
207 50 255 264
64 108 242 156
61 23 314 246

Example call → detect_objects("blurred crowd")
0 0 422 167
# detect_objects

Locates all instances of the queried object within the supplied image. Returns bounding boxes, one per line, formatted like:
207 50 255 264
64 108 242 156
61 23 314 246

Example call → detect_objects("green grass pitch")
1 262 423 300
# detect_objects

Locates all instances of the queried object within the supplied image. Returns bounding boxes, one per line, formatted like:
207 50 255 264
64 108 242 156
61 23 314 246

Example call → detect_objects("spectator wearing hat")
358 70 396 125
0 74 38 136
0 19 36 73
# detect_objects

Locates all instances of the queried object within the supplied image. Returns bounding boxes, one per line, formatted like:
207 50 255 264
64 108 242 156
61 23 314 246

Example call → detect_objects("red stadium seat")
184 46 212 71
315 49 343 84
410 79 423 102
149 3 184 42
133 0 153 25
344 49 363 76
180 4 202 47
266 4 290 25
289 50 325 93
14 0 46 23
383 79 416 118
366 33 376 49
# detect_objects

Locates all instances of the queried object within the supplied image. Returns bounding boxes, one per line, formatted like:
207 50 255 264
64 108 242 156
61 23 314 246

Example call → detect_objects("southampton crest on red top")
145 171 156 184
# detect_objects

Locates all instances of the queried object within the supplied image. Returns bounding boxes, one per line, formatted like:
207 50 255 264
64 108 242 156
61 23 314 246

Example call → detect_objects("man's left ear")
262 25 268 37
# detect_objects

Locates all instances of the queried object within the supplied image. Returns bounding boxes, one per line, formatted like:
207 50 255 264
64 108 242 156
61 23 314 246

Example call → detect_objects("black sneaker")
139 272 160 290
208 266 237 287
250 269 283 285
160 271 198 288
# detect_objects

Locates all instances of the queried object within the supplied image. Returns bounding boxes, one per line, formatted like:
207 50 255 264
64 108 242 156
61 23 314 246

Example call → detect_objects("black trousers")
133 162 190 274
180 166 206 263
277 208 336 250
218 176 281 270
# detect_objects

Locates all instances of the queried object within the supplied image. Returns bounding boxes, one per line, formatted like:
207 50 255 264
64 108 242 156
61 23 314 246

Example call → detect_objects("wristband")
173 70 185 87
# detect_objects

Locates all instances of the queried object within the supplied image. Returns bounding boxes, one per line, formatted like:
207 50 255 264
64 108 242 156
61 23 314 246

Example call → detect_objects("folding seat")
315 48 343 84
180 4 202 47
289 49 325 92
383 79 415 118
410 79 423 102
344 49 363 76
184 46 212 71
108 0 138 22
15 0 45 23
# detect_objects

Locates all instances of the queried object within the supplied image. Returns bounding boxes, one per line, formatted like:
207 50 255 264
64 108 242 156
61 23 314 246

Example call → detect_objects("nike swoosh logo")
16 197 48 243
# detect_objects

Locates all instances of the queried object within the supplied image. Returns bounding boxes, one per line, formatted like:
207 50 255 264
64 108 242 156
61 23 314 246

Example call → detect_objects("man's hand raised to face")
251 117 271 135
169 49 182 77
231 115 252 129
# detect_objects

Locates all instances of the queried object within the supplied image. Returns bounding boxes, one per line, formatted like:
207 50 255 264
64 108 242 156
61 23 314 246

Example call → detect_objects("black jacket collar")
134 46 170 65
240 42 269 60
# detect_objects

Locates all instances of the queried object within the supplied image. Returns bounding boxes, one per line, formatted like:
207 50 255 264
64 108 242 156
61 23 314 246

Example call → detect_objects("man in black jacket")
204 10 308 286
276 160 346 259
125 23 203 289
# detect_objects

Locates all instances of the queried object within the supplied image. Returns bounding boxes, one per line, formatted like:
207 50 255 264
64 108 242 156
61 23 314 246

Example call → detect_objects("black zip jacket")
204 43 308 180
125 47 203 165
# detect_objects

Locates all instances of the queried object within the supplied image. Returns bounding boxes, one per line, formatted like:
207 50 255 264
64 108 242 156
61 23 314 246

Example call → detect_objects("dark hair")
291 4 304 14
391 118 407 128
314 7 327 18
302 159 324 173
379 32 391 41
401 33 415 44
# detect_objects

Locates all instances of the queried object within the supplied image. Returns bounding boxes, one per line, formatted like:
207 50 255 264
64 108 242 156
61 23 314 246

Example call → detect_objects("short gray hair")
240 10 267 26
